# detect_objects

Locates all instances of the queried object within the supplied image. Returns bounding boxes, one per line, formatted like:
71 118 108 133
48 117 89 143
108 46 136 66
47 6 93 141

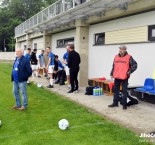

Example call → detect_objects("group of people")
11 44 137 111
11 44 81 111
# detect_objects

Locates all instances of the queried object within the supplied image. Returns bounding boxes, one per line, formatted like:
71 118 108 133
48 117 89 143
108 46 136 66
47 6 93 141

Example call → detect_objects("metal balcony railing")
15 0 89 37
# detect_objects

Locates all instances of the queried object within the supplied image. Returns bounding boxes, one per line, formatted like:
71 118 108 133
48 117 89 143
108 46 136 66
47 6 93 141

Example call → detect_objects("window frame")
148 25 155 41
94 32 105 45
56 37 74 48
34 43 37 49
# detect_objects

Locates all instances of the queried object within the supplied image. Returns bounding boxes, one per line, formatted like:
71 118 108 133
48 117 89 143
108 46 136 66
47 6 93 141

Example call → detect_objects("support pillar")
26 34 32 49
75 19 89 87
43 30 52 50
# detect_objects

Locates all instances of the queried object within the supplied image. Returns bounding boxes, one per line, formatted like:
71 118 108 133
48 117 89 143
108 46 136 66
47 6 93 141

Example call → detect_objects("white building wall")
20 41 27 50
52 29 76 61
32 37 43 56
89 11 155 86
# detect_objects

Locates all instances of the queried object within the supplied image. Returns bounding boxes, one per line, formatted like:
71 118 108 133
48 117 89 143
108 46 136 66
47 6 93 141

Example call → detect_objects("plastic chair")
148 90 155 95
135 78 154 98
136 78 154 92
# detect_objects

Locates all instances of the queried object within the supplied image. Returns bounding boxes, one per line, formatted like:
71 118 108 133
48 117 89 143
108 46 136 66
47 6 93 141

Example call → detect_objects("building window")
94 33 105 45
24 45 27 51
34 43 37 49
75 0 86 5
148 25 155 41
57 37 74 48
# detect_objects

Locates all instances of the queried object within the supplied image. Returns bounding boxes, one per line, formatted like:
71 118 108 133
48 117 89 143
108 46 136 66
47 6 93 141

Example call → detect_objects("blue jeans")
13 81 28 108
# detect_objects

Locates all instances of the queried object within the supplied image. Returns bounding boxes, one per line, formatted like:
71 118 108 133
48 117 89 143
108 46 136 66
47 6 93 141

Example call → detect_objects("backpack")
119 93 139 106
85 86 94 95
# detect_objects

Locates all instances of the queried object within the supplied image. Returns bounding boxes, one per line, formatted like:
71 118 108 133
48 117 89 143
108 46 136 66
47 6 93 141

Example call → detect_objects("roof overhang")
24 0 135 34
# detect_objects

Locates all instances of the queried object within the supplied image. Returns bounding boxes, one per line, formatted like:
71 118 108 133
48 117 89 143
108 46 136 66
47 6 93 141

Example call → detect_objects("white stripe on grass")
0 122 104 139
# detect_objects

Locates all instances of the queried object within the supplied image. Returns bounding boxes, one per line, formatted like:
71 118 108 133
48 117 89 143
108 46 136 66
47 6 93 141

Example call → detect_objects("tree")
0 0 57 51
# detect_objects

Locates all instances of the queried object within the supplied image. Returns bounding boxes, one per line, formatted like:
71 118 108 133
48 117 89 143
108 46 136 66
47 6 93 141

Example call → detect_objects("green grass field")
0 62 154 145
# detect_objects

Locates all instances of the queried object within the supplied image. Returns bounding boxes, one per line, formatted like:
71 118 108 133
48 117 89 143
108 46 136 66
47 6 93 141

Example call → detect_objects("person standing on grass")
11 48 32 111
46 47 55 88
67 44 81 93
108 45 137 110
62 46 70 90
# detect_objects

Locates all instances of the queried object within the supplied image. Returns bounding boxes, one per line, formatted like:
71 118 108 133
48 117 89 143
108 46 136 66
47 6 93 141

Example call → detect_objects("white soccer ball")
0 120 2 126
37 83 42 88
58 119 69 130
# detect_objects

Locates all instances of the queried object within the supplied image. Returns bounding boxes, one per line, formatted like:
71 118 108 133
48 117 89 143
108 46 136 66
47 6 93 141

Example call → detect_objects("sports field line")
0 122 105 139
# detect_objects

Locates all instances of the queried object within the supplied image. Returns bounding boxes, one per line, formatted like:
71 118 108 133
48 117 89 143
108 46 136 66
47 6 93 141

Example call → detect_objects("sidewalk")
31 77 155 141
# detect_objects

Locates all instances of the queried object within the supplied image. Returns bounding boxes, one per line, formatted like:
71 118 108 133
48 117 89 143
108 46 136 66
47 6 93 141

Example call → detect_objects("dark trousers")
113 78 128 107
58 70 66 82
70 69 79 91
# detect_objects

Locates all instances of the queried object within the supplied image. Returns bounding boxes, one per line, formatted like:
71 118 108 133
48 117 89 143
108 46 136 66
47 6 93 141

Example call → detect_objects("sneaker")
59 82 65 85
18 106 26 111
74 90 79 93
67 90 73 93
44 74 48 77
11 106 21 110
55 80 60 84
46 77 50 80
68 85 71 90
46 84 54 88
108 104 119 107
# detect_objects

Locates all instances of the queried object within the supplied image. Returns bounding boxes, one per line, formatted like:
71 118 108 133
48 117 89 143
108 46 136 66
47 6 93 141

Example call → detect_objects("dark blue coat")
12 56 32 82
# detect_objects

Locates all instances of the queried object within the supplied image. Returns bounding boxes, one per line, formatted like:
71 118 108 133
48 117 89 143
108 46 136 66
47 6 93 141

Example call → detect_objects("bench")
88 78 114 95
88 78 141 95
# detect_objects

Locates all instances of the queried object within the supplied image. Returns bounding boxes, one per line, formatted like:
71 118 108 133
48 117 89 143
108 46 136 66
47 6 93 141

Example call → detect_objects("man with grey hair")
11 48 32 111
108 45 137 110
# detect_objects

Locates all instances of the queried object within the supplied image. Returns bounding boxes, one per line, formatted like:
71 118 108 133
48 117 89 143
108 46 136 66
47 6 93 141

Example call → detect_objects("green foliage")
0 0 56 51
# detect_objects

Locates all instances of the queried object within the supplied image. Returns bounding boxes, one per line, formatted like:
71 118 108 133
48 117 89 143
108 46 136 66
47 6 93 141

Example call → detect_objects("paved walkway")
31 77 155 141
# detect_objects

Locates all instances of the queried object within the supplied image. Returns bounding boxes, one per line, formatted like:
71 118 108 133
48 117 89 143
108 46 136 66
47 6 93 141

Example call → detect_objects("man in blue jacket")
11 48 32 111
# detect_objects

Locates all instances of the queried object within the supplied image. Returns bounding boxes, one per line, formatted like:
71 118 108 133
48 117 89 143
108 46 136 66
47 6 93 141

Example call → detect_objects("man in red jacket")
108 45 137 110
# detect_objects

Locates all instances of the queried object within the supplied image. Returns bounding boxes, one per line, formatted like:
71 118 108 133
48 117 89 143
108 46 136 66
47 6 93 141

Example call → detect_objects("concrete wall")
0 52 15 61
89 11 155 86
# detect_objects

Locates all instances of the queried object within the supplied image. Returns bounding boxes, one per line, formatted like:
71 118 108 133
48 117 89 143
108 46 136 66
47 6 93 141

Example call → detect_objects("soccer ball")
58 119 69 130
37 83 42 88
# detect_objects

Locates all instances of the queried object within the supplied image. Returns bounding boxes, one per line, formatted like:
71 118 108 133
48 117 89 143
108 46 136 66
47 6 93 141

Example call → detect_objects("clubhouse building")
15 0 155 86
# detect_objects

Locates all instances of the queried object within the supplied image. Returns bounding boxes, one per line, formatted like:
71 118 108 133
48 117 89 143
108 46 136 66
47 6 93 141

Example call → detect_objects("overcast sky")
0 0 3 4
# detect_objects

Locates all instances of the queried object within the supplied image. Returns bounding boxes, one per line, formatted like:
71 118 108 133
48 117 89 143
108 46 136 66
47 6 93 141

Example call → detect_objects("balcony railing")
15 0 89 37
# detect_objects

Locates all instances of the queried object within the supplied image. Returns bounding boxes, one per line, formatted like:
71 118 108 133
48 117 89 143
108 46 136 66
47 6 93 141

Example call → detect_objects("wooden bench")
88 78 114 95
89 78 141 96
